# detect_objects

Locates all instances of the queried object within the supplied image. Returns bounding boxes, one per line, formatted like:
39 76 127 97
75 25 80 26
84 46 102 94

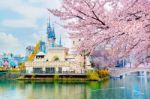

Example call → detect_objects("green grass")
87 71 100 81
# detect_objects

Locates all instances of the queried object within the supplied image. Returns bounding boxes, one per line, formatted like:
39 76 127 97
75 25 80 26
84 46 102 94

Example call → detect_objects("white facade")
25 61 84 74
25 21 93 74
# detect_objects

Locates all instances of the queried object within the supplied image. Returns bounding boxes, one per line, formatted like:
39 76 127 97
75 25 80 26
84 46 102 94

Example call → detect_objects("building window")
58 67 62 73
33 68 43 73
46 67 55 74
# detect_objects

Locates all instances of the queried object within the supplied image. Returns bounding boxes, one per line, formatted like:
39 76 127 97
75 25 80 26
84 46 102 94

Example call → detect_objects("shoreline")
0 71 110 82
16 75 110 82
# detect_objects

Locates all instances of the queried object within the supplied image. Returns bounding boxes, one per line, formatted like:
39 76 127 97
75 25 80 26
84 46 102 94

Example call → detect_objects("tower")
59 34 62 47
39 41 46 53
47 18 56 48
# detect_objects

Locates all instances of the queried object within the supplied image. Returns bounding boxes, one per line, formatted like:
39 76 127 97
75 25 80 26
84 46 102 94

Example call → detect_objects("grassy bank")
17 76 110 83
17 69 110 82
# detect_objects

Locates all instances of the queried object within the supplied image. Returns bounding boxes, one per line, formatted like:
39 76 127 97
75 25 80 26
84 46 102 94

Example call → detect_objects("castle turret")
47 18 56 48
59 34 62 47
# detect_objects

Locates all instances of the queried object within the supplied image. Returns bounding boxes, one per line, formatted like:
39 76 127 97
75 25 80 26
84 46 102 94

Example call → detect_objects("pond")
0 76 150 99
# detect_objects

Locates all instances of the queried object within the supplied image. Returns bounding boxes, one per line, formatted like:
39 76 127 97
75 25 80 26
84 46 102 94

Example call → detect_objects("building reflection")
0 78 150 99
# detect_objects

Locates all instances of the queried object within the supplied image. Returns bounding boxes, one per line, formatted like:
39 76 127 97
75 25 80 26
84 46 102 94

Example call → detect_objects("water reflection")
0 76 150 99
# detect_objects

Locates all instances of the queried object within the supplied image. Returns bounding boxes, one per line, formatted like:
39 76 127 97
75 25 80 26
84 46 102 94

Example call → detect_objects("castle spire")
59 34 62 46
48 16 51 28
47 17 51 36
47 17 56 48
47 17 55 39
52 23 56 39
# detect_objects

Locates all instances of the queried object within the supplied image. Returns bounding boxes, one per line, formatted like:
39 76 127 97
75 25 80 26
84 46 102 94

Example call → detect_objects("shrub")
87 71 99 81
54 74 59 80
10 68 21 72
97 69 109 78
31 74 35 79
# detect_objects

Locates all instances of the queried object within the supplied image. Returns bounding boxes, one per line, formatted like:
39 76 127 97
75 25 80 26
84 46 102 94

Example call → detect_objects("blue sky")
0 0 71 56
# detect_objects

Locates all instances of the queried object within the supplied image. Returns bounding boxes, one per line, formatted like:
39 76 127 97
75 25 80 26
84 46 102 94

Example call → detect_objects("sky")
0 0 71 56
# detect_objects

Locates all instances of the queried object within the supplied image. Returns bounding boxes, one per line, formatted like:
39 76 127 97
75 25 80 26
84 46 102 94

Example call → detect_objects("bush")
97 69 109 78
31 74 35 79
87 71 99 81
54 74 59 80
10 68 21 72
0 67 2 70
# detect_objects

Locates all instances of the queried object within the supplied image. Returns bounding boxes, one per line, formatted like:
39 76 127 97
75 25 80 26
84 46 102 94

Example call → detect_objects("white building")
25 20 92 74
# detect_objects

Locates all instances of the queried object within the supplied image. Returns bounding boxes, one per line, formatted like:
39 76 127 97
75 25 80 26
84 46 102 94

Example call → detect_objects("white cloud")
0 0 62 28
26 0 61 9
0 0 62 29
0 0 72 55
2 19 37 28
0 0 50 28
0 32 23 54
32 32 47 42
12 4 47 20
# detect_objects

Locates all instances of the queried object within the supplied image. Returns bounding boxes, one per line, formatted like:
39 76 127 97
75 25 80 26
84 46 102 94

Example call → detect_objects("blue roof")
47 21 56 39
48 30 55 39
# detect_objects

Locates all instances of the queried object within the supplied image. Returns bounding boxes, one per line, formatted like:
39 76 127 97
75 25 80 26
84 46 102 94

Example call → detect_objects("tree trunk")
83 55 86 70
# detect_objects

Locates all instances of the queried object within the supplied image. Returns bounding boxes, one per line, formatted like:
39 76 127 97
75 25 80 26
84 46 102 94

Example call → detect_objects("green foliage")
18 62 25 71
31 74 35 79
87 71 99 81
18 62 23 66
97 69 109 78
54 75 59 80
0 67 3 70
10 68 21 72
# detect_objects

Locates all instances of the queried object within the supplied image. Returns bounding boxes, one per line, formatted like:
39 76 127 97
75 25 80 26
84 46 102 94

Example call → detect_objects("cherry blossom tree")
49 0 150 67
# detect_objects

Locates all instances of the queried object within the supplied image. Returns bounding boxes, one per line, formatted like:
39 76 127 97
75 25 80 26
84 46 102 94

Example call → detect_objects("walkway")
109 67 150 78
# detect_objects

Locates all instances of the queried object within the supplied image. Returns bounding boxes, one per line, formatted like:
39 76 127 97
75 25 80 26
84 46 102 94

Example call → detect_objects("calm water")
0 76 150 99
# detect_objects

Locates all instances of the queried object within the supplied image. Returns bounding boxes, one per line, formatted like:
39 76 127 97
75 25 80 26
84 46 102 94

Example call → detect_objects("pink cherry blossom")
49 0 150 67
